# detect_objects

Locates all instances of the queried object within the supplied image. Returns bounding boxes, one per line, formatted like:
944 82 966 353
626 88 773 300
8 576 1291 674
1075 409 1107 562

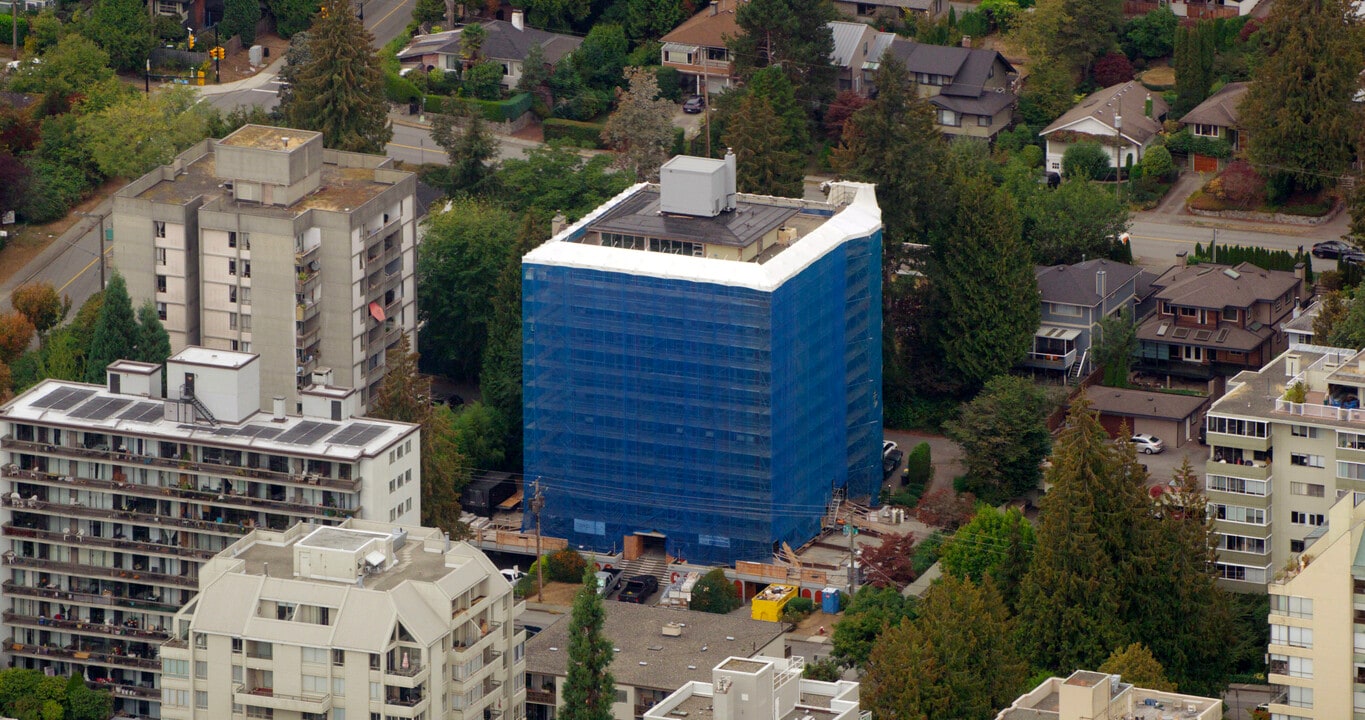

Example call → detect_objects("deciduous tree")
1062 141 1111 180
1016 0 1122 76
77 87 212 180
479 212 545 467
831 586 915 668
413 0 446 25
1092 52 1134 86
561 569 616 720
938 505 1035 610
689 568 741 614
1242 0 1364 193
859 531 918 588
1313 290 1347 340
945 376 1053 503
494 144 632 219
1099 643 1176 692
1121 7 1177 59
285 0 392 152
1018 177 1131 265
625 0 684 41
83 0 154 72
1096 306 1137 387
222 0 262 44
0 313 35 365
1017 56 1075 127
9 34 114 97
601 66 676 181
84 273 137 383
823 90 869 141
9 283 65 337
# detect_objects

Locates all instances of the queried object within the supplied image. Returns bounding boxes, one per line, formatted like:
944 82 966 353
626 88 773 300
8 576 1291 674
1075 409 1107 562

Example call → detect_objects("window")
333 677 345 697
156 275 167 293
162 659 189 677
302 647 328 665
228 231 238 248
195 661 208 679
1220 534 1266 554
1207 416 1268 438
856 2 875 13
241 286 251 305
334 648 345 666
1225 307 1240 322
1048 303 1083 317
1291 425 1317 438
1290 482 1325 497
229 259 237 276
157 302 167 321
601 233 644 250
1290 453 1324 468
154 221 166 238
1180 306 1198 317
195 691 208 709
233 665 243 683
977 114 991 127
1162 301 1173 315
1213 504 1265 525
302 675 328 694
1291 511 1325 526
1217 563 1266 582
370 682 381 701
242 314 251 331
156 248 167 265
706 47 726 61
1270 595 1313 618
162 689 188 706
1206 475 1267 496
1342 461 1365 480
333 710 346 720
1182 345 1204 362
243 260 252 278
1193 123 1219 137
936 109 960 127
1341 431 1365 449
1287 686 1313 708
1291 539 1305 552
1268 654 1313 678
229 286 238 303
648 238 702 256
229 313 238 331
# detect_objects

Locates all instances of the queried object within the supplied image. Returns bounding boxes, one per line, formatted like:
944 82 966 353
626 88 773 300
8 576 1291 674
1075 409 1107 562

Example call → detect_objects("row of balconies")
2 611 171 643
3 553 199 589
3 581 182 614
2 493 251 539
5 637 160 671
3 523 221 561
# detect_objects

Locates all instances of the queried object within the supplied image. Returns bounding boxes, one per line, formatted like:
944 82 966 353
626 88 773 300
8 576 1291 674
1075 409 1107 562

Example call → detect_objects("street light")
73 211 108 290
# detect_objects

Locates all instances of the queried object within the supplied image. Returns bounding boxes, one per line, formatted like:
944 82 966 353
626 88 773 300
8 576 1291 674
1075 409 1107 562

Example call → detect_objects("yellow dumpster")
751 583 797 622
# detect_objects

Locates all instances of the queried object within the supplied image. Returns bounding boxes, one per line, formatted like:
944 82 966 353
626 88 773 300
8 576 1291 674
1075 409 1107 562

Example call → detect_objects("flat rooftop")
298 525 390 552
230 523 457 591
587 188 803 250
1212 345 1365 431
525 602 784 690
1 379 417 461
172 346 256 369
665 686 846 720
219 125 320 150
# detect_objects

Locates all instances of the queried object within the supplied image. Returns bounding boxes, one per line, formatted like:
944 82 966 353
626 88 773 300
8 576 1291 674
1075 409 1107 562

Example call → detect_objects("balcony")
3 581 180 614
1022 348 1077 371
526 688 556 706
1 439 362 492
93 680 158 700
2 611 171 643
2 494 249 539
233 685 332 713
1276 397 1365 423
6 638 160 671
386 654 427 687
1207 459 1270 481
296 321 321 350
3 524 219 562
296 268 320 294
296 300 319 323
3 553 198 589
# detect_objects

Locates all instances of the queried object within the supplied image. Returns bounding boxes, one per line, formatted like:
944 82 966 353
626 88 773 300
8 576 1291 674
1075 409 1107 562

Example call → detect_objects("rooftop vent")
1223 268 1241 279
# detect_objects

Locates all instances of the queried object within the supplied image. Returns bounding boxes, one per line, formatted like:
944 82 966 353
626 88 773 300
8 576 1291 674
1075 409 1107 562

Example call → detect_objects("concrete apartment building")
521 155 882 566
1266 492 1365 720
158 520 526 720
525 602 785 720
994 670 1222 720
0 347 420 718
113 125 418 412
1204 344 1365 590
641 656 861 720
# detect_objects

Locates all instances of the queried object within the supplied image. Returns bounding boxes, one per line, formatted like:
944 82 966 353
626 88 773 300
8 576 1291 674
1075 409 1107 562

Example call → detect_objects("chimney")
511 8 524 30
708 0 718 14
1096 269 1107 299
1144 93 1153 118
1286 354 1300 377
272 396 286 422
723 149 737 211
1295 261 1306 284
1177 249 1188 265
551 212 568 236
961 35 971 48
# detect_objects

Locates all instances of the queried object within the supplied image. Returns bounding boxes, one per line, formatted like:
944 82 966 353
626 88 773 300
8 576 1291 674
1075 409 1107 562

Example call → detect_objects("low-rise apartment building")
158 520 526 720
0 347 420 717
1266 491 1365 720
642 656 860 720
1204 345 1365 590
995 670 1221 720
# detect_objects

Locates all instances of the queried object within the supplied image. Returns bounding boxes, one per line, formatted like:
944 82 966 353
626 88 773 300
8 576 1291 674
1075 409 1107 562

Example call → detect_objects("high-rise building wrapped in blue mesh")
522 169 882 565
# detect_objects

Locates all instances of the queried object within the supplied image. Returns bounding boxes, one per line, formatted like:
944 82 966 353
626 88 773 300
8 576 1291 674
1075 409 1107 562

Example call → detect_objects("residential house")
1283 299 1323 346
1041 81 1169 177
158 520 526 720
833 0 946 23
829 21 894 95
1027 259 1141 379
396 11 582 89
995 670 1221 720
1180 81 1249 172
1085 387 1210 448
880 38 1017 138
521 155 882 564
1266 491 1365 718
1135 262 1304 379
642 656 861 720
525 603 786 720
1167 0 1260 17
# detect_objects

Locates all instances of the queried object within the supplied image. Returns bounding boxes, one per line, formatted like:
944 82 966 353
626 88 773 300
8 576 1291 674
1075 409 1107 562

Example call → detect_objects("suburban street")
1129 216 1341 273
0 201 112 314
387 118 538 164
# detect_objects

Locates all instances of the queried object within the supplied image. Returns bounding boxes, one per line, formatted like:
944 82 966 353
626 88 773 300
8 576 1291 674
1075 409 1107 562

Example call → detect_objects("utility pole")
702 60 711 158
10 2 17 61
531 479 545 603
844 523 858 596
75 211 107 289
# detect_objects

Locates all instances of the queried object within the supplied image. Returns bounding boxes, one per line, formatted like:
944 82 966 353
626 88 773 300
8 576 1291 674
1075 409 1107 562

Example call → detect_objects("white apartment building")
1266 492 1365 720
995 670 1222 720
0 347 421 718
113 124 418 412
1203 345 1365 590
158 520 526 720
641 656 860 720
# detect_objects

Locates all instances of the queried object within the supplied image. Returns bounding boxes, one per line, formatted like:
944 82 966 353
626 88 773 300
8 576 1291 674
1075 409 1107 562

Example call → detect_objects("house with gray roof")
833 0 946 23
1040 81 1168 177
1179 81 1249 172
397 11 582 90
1026 259 1142 379
1135 261 1306 380
878 38 1017 138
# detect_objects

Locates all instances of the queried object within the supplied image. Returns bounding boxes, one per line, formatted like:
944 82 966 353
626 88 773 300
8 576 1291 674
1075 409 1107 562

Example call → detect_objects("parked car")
1343 250 1365 266
1130 434 1165 454
882 440 899 459
617 575 659 603
882 449 904 480
595 568 623 596
683 95 706 113
499 567 525 584
1312 240 1354 258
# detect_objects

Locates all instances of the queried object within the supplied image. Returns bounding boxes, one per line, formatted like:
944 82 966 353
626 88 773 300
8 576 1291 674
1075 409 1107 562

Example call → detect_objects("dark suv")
617 575 659 603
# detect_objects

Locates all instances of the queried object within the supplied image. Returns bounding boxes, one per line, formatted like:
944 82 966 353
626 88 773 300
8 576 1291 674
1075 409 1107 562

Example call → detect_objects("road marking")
373 0 410 31
58 246 113 294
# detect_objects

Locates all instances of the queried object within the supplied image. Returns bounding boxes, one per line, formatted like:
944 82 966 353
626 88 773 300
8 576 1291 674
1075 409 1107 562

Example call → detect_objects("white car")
1130 434 1165 455
499 567 525 584
882 440 899 459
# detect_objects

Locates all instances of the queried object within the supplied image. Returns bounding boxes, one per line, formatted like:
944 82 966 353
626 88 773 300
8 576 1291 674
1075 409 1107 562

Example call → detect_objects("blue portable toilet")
821 587 841 614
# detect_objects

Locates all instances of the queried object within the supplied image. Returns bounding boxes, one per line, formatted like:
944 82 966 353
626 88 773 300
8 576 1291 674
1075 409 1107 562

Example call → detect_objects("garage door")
1193 154 1218 173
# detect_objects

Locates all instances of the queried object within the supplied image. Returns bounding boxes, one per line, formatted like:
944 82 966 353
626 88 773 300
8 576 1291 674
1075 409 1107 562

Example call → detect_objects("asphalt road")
1 208 112 316
1128 217 1339 273
386 120 537 165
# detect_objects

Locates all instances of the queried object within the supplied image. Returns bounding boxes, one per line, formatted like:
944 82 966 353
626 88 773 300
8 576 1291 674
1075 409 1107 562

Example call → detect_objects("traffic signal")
187 30 195 49
210 47 225 60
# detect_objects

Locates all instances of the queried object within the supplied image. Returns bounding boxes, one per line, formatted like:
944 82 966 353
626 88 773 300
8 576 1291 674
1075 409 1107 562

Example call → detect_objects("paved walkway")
194 56 287 97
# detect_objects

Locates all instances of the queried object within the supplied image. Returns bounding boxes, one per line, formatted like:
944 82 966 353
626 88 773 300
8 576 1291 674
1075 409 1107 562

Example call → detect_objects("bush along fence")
1189 239 1314 283
542 118 607 149
422 93 533 122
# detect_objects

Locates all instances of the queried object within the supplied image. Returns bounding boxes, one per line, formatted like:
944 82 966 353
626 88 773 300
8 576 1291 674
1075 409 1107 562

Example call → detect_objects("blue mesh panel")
522 227 882 565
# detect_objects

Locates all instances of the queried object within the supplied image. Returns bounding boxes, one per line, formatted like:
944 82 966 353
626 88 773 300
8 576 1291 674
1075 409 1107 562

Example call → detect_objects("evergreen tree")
601 66 676 181
479 213 544 470
728 0 839 109
864 576 1027 720
371 332 470 535
413 0 446 25
1017 0 1123 76
1313 289 1347 340
1096 306 1137 387
743 67 810 154
1172 21 1215 115
723 94 804 197
1242 0 1364 193
561 569 616 720
1016 54 1075 127
430 100 498 193
831 586 916 668
944 376 1053 503
85 273 137 383
222 0 262 45
285 0 392 152
1016 397 1132 672
134 301 171 366
1329 292 1365 348
84 0 154 72
516 42 550 94
625 0 684 40
930 168 1038 394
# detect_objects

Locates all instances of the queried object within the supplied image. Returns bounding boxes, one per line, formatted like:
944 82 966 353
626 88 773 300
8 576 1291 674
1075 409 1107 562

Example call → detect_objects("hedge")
423 92 533 123
1190 239 1314 282
543 118 607 148
0 14 28 45
384 72 422 104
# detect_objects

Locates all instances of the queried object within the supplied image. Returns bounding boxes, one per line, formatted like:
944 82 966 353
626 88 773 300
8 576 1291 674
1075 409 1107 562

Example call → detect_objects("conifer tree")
1242 0 1365 193
430 100 497 193
285 0 392 152
561 569 616 720
85 273 137 383
479 213 545 468
723 94 804 197
1099 643 1176 692
134 301 170 366
222 0 262 45
1172 21 1215 115
728 0 838 109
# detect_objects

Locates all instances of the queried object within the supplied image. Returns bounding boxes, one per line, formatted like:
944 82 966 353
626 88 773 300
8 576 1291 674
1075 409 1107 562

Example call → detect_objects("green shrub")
781 596 815 623
544 548 588 583
671 127 685 156
0 14 28 45
689 568 741 614
911 531 945 575
905 442 932 488
465 92 533 122
543 118 607 148
384 72 422 104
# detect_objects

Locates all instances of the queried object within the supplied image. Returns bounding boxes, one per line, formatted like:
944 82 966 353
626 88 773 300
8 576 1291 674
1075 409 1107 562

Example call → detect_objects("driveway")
1135 439 1207 488
882 430 965 497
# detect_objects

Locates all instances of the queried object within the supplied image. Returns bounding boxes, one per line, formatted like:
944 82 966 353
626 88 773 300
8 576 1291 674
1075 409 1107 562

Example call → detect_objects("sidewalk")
194 56 287 97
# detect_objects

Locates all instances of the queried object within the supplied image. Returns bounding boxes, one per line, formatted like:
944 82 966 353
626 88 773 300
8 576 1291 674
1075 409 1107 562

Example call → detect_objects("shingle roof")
1150 261 1300 310
1135 315 1270 351
887 38 970 77
396 20 582 65
1084 387 1209 422
1040 81 1168 145
1034 259 1142 307
660 0 743 49
1179 81 1249 129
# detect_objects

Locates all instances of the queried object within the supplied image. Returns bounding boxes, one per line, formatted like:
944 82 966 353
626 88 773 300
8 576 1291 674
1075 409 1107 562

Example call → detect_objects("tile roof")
1040 81 1168 145
1179 81 1249 129
1034 259 1142 307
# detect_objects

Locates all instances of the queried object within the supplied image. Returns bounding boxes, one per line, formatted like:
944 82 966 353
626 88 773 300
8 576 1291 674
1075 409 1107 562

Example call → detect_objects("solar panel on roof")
117 402 160 422
70 397 133 420
32 387 96 410
328 422 386 446
276 420 338 445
